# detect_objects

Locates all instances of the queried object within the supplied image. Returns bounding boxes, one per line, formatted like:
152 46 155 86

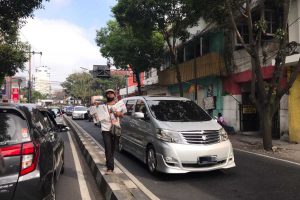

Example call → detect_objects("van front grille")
181 130 220 144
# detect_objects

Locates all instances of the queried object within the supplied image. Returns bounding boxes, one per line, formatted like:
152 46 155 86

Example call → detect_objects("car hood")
154 119 222 132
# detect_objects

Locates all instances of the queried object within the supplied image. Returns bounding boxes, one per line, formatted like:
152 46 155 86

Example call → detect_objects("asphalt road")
75 119 300 200
55 130 104 200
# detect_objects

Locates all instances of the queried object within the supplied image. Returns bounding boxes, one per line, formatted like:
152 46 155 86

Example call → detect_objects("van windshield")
147 100 211 122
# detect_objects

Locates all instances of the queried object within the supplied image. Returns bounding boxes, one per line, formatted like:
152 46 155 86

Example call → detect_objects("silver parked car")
119 96 236 174
72 106 88 120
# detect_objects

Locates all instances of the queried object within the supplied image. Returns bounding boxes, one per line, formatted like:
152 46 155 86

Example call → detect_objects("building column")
288 67 300 142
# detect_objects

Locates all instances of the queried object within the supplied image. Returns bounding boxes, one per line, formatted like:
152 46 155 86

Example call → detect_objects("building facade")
34 66 51 95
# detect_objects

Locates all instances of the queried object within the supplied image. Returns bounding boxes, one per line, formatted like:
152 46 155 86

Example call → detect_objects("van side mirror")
133 112 145 119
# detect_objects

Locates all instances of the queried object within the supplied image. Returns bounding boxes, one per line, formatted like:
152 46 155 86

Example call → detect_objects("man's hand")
114 111 124 118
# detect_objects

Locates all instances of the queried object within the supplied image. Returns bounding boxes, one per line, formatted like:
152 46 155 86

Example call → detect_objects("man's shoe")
105 170 113 175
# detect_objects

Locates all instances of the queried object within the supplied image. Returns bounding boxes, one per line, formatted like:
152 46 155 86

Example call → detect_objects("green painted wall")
168 76 223 116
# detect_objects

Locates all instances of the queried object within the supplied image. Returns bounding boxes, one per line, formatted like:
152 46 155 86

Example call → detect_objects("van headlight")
156 129 184 144
220 128 228 141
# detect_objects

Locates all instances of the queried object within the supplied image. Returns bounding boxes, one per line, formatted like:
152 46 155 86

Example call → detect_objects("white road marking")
67 131 92 200
235 148 300 167
72 120 160 200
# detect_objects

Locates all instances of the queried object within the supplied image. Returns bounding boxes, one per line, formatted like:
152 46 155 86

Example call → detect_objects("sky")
18 0 117 90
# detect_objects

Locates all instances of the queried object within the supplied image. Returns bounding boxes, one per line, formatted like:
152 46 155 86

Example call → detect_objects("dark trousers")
101 131 119 170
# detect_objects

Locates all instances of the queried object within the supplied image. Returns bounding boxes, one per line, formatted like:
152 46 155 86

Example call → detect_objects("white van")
119 96 236 174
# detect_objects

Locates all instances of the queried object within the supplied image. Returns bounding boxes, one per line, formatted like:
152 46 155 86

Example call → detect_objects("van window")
147 100 211 122
0 113 30 146
125 100 136 115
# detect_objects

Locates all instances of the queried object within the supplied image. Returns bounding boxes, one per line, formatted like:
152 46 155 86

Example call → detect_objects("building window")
236 23 249 45
265 9 278 35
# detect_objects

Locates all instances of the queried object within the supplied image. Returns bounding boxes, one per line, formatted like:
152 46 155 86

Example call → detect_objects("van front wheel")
146 146 157 174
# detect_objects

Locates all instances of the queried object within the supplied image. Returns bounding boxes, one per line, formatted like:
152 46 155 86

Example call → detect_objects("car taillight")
20 142 39 176
0 144 22 157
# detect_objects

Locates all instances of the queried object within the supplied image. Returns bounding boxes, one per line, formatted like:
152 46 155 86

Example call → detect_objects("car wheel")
146 145 157 174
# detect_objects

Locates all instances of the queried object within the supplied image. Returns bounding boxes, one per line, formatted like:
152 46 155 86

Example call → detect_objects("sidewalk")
229 133 300 164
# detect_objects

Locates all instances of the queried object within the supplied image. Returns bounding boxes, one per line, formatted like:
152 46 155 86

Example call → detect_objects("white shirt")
98 100 127 131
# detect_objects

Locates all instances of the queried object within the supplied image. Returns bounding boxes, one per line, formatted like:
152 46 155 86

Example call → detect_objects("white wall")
222 95 242 131
289 0 300 43
280 94 289 133
144 68 158 86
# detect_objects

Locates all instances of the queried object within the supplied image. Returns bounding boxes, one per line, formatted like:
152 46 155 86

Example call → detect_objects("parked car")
119 96 236 174
65 106 74 116
72 106 88 120
0 103 67 200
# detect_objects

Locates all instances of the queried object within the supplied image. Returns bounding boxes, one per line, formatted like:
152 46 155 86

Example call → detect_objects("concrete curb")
64 116 151 200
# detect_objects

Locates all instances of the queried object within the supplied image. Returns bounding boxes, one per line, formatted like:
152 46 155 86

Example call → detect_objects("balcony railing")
158 52 225 85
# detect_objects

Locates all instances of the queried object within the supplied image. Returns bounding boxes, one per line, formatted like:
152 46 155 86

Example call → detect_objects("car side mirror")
133 112 145 119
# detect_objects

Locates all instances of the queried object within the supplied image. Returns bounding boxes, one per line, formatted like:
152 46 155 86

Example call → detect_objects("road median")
64 116 152 200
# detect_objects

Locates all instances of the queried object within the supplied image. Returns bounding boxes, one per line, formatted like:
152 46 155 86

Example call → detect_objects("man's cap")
105 89 115 94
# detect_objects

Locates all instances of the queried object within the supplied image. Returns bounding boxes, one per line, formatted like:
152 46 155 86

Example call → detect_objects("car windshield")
74 107 87 111
147 100 211 122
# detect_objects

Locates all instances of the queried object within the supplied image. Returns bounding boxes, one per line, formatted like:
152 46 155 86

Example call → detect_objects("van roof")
123 96 190 101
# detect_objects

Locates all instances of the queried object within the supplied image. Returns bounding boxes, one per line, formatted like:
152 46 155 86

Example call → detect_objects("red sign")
12 88 19 103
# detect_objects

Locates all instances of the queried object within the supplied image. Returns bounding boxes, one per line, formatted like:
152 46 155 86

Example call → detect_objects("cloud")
52 0 71 8
19 18 106 89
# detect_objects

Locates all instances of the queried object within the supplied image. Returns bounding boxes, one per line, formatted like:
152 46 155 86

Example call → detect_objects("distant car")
72 106 88 120
0 103 67 200
48 107 64 124
65 106 74 116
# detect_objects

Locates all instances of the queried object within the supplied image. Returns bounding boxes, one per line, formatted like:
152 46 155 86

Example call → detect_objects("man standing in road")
98 89 126 174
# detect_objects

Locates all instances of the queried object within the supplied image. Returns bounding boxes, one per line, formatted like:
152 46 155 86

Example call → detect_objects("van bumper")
155 140 236 174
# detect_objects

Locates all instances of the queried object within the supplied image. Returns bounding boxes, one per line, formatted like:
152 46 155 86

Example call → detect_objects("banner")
12 88 19 103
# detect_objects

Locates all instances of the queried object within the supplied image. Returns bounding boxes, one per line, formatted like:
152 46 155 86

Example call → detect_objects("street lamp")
80 67 89 71
26 49 42 103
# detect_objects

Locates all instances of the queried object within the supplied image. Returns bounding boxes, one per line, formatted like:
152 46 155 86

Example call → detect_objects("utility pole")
27 46 42 103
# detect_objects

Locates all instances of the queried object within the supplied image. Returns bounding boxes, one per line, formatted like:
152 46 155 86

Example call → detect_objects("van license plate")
198 156 217 165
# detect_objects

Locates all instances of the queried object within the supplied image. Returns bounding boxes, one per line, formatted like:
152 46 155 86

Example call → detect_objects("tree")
0 0 48 84
112 0 201 97
61 72 126 104
96 20 164 95
190 0 299 150
20 88 48 103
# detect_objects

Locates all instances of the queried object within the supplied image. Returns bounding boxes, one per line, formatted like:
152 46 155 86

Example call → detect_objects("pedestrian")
217 112 235 134
98 89 126 174
217 113 225 125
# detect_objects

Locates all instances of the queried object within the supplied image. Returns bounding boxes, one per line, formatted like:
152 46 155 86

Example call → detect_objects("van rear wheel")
146 146 157 174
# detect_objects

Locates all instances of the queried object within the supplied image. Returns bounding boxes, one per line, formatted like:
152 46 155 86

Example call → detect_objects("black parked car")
0 103 67 200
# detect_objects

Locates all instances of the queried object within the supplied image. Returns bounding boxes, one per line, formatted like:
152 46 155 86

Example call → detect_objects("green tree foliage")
112 0 201 97
20 88 48 103
96 20 164 94
0 0 48 84
61 72 126 104
189 0 298 150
